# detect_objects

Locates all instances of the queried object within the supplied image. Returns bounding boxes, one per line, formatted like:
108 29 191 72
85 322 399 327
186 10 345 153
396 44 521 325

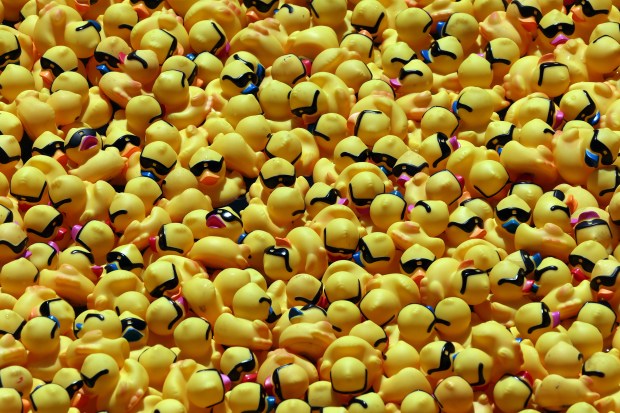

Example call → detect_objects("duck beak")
54 227 68 241
519 16 538 32
40 70 54 88
397 174 411 187
148 236 158 252
551 34 570 46
121 143 140 158
570 267 588 282
571 6 585 22
199 170 220 185
275 237 292 248
132 4 150 19
53 151 68 167
246 10 259 22
74 0 90 14
411 269 426 286
469 227 487 239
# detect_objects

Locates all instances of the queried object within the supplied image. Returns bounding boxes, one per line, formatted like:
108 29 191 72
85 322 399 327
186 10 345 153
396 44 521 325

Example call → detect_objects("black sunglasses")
243 0 278 13
26 213 63 239
40 56 77 78
537 62 566 87
533 264 558 282
260 172 296 189
157 226 185 254
206 208 242 224
538 22 575 38
590 266 620 291
129 0 164 8
125 51 148 69
348 183 375 207
32 141 63 157
484 42 512 66
498 268 526 287
0 146 21 164
459 268 486 294
39 298 62 318
512 0 543 22
81 369 109 388
340 149 369 164
358 239 390 264
0 319 25 339
599 167 620 198
353 110 382 136
486 124 516 151
400 257 434 274
65 128 98 150
323 229 357 256
0 236 28 254
351 12 385 35
264 246 293 272
392 161 429 178
309 188 339 206
103 134 140 153
568 254 595 273
427 341 455 375
528 302 552 334
0 37 21 70
94 51 121 69
222 71 257 89
370 151 398 169
227 353 256 382
590 130 614 165
291 90 320 118
431 132 453 168
429 41 457 60
496 207 531 223
447 216 484 233
190 158 224 176
572 0 609 16
574 91 599 124
140 155 176 177
149 264 179 298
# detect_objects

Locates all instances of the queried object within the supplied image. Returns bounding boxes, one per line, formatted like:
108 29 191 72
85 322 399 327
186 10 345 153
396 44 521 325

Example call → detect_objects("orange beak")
358 29 373 40
132 4 151 19
199 170 220 185
74 0 90 14
411 269 426 286
40 70 54 89
469 227 487 239
571 6 585 22
246 10 259 22
121 143 140 158
519 16 538 32
275 237 292 248
597 289 614 301
53 150 68 167
566 194 578 214
71 390 88 410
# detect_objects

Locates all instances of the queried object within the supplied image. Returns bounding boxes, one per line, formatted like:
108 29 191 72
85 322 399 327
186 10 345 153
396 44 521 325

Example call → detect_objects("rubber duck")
79 353 149 413
480 11 532 56
152 69 213 129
